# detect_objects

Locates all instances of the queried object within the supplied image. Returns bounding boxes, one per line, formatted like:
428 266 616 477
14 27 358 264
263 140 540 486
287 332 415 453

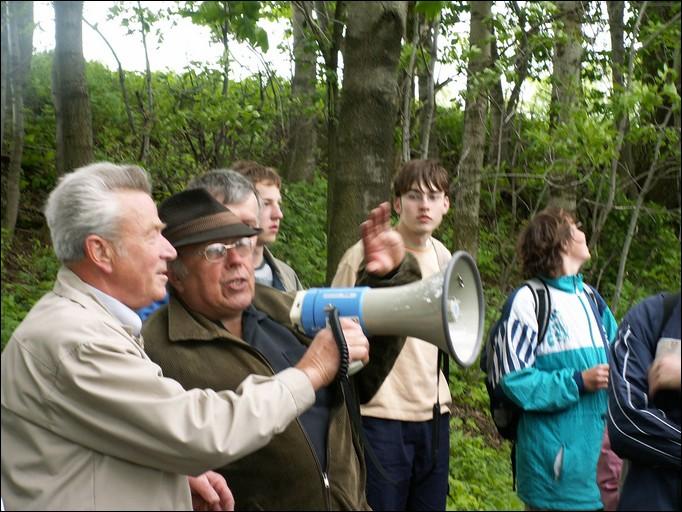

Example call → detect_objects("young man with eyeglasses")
141 187 423 510
332 159 452 511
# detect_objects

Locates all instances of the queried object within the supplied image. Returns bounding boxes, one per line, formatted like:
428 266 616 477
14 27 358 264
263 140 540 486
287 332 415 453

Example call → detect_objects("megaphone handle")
325 306 349 379
325 305 366 378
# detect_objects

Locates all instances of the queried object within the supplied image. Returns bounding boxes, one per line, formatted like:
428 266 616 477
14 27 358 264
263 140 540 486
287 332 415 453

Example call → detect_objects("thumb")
365 260 379 273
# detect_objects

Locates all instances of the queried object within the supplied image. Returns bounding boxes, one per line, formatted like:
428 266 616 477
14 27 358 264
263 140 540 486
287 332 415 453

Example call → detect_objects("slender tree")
287 1 317 182
589 2 646 252
83 17 135 137
547 0 583 211
1 1 9 153
52 0 93 176
2 1 33 239
418 12 440 159
452 1 491 258
326 1 407 283
400 3 419 163
300 1 346 181
135 1 154 164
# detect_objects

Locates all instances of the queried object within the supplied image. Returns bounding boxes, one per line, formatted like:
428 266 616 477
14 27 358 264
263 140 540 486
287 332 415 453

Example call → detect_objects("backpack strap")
583 284 610 349
524 278 552 345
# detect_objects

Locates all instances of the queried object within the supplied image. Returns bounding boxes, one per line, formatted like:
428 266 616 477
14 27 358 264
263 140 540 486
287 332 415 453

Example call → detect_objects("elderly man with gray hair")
0 162 368 510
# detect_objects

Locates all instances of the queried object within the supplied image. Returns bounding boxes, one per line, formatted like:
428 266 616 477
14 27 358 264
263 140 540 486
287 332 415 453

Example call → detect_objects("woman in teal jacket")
497 207 618 510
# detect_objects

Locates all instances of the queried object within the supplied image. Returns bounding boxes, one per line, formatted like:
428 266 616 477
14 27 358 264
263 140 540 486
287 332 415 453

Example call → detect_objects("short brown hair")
231 160 282 188
392 159 449 198
517 207 576 279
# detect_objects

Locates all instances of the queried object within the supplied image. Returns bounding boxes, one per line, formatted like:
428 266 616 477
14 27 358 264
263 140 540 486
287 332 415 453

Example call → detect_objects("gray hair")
44 162 152 263
187 169 262 214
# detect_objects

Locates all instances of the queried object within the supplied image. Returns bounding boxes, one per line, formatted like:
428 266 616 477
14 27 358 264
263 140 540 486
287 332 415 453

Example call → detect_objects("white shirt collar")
82 282 142 336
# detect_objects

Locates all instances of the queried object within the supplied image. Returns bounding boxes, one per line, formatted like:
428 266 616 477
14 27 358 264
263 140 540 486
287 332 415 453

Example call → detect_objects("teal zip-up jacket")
499 275 617 510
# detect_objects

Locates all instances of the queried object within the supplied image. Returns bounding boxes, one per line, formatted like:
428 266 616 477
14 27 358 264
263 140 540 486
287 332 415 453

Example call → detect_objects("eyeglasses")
200 237 253 262
403 191 445 203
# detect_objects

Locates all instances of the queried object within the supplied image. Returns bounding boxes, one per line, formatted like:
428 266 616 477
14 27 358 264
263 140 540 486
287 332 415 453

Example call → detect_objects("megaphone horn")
289 250 485 370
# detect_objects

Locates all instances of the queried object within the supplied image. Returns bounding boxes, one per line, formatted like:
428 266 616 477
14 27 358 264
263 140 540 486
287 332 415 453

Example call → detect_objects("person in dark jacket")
607 292 681 511
142 189 420 510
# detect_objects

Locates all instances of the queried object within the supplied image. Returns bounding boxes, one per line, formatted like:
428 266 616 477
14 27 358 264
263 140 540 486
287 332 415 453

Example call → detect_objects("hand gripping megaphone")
290 250 485 374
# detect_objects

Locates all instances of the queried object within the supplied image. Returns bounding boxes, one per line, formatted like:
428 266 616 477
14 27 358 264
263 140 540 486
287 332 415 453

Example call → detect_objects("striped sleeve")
498 287 581 412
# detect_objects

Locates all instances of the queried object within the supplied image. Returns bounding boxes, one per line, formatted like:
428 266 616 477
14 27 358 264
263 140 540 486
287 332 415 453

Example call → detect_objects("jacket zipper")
233 340 332 510
322 472 331 508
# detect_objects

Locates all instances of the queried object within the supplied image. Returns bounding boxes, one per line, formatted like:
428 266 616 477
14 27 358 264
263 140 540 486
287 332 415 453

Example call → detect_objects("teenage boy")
232 160 302 291
332 159 452 511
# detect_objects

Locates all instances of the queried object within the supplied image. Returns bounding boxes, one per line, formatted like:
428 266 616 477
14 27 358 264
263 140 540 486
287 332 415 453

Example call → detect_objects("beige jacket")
1 267 314 510
332 238 453 421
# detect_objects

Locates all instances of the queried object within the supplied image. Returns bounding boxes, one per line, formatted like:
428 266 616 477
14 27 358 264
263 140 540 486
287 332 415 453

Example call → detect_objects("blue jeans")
362 414 450 511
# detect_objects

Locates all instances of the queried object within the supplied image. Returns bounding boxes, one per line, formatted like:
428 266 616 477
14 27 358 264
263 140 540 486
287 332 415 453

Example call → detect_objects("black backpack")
479 278 552 441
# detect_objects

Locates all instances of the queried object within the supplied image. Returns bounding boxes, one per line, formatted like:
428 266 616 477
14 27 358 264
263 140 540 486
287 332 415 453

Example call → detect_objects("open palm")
362 202 405 276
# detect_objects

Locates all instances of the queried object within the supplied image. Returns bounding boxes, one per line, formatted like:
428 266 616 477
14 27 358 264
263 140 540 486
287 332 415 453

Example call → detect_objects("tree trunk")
547 0 583 211
327 1 407 283
487 28 504 170
452 1 491 258
612 108 673 311
589 3 646 252
82 18 136 137
401 6 419 163
53 0 93 176
312 1 345 184
2 1 33 239
419 14 439 159
675 44 681 132
287 1 317 182
1 1 9 154
137 1 153 164
606 0 634 187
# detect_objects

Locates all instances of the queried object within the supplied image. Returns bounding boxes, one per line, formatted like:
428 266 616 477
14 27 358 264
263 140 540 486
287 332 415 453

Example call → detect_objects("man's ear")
443 194 450 214
167 265 184 294
393 196 402 215
84 235 115 274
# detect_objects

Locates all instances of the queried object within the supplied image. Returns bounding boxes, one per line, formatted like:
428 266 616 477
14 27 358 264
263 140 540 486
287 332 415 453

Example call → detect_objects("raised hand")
362 202 405 276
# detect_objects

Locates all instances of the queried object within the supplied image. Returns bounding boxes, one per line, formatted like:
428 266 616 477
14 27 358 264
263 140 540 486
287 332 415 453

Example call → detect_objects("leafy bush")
447 425 523 511
271 172 328 287
1 231 60 349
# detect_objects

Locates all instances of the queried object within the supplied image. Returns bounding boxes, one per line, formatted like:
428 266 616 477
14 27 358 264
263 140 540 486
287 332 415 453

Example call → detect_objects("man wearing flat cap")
142 188 421 510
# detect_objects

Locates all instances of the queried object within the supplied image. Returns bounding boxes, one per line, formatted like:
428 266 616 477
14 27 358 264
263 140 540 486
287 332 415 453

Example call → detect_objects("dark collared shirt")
241 305 332 470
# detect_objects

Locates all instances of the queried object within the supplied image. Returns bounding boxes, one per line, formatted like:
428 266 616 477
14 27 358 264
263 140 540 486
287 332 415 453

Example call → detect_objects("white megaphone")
290 250 485 374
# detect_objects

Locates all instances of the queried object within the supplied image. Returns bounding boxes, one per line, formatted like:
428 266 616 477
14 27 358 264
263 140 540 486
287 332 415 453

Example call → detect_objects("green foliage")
1 230 60 350
447 426 523 510
5 4 680 507
178 1 269 52
415 1 446 20
590 202 681 318
270 173 328 288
